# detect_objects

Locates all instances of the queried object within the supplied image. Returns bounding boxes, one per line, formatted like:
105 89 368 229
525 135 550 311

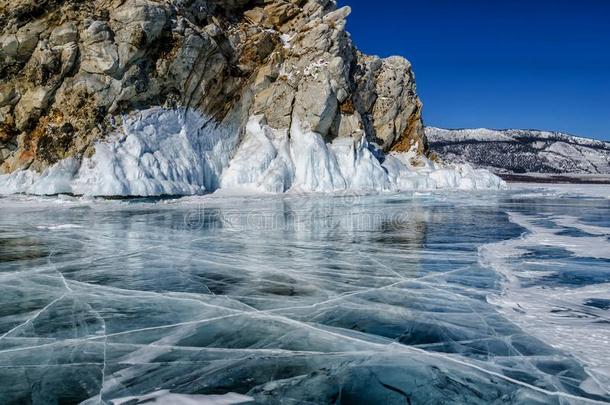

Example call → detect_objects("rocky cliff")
0 0 426 174
0 0 506 196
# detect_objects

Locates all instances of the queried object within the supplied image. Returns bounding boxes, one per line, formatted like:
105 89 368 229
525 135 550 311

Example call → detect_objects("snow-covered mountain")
426 127 610 175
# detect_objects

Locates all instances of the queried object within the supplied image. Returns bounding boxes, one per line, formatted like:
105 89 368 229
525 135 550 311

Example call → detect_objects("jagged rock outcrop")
0 0 426 175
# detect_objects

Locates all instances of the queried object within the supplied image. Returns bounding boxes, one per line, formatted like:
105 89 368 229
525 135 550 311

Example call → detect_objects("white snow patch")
0 108 506 197
480 213 610 396
554 215 610 236
35 224 83 230
303 59 330 79
510 183 610 199
279 33 294 49
110 390 253 405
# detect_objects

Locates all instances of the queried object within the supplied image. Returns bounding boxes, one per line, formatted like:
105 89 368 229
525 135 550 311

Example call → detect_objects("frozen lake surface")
0 185 609 404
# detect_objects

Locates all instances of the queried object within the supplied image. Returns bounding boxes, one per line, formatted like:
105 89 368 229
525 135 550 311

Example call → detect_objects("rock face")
427 127 610 175
0 0 427 175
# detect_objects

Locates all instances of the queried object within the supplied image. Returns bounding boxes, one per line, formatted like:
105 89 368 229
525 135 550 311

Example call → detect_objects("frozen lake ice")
0 185 609 404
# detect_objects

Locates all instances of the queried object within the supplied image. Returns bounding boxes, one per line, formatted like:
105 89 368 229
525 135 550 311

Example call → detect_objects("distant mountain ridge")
426 127 610 176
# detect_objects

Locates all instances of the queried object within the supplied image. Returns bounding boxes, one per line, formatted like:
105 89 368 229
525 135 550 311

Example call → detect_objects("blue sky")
339 0 610 140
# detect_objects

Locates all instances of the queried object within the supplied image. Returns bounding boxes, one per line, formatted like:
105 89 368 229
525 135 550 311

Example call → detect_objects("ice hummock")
0 107 505 196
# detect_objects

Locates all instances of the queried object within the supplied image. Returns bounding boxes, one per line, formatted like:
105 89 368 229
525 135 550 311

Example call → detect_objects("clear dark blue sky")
339 0 610 140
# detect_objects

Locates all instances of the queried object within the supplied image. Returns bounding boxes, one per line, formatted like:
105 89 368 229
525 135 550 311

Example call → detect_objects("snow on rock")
0 108 506 197
427 127 610 175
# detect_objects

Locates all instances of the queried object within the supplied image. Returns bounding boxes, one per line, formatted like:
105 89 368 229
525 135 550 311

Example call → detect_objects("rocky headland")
0 0 502 195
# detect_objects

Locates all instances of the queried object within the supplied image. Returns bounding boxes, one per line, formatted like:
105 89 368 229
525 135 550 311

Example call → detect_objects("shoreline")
499 173 610 185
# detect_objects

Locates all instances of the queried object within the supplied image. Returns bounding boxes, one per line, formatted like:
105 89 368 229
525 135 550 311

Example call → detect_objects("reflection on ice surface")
0 187 609 404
